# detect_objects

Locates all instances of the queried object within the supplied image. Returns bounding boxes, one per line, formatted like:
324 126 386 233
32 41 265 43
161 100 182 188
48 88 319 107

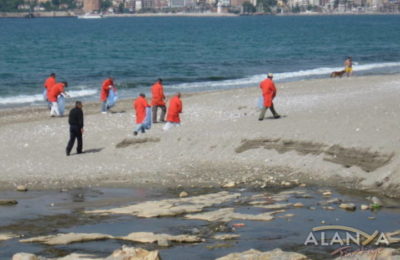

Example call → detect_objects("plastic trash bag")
107 89 118 109
57 94 65 116
257 96 264 109
143 107 152 130
43 89 48 101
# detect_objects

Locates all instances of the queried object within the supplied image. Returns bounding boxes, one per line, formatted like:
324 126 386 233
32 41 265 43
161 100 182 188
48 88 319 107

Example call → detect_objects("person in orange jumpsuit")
258 73 280 120
151 78 166 123
133 93 150 136
43 73 56 109
48 81 68 117
100 77 115 113
163 92 182 131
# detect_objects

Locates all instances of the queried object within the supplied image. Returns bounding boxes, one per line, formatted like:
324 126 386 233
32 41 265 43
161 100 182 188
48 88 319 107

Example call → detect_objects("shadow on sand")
70 148 104 156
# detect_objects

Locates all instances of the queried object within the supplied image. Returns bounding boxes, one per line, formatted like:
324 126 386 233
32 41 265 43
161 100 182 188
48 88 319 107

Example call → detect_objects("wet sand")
1 74 400 197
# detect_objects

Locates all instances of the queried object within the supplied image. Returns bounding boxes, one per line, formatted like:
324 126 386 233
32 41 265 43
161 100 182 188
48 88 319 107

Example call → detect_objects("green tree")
101 0 112 11
292 3 300 12
0 0 24 11
257 0 277 12
242 1 256 12
118 2 124 12
51 0 60 9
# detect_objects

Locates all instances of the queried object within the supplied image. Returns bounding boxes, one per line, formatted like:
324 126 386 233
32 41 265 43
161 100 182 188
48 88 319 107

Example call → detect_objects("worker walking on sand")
43 73 56 109
344 56 353 77
258 73 280 121
48 81 68 117
66 101 84 156
151 78 166 123
133 93 151 136
100 77 115 113
163 92 182 131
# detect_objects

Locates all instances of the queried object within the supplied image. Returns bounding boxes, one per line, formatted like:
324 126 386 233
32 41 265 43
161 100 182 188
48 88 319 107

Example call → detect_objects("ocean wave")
1 62 399 106
166 62 400 90
0 88 98 105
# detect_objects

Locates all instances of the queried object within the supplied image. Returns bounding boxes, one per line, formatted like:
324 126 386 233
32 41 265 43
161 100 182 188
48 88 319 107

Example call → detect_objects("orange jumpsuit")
151 82 165 106
166 96 182 123
100 78 114 101
44 76 56 90
134 96 149 124
260 78 276 107
48 83 65 102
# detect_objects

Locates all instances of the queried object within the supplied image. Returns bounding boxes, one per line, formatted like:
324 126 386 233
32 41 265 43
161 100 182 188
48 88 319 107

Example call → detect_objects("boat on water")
77 12 103 19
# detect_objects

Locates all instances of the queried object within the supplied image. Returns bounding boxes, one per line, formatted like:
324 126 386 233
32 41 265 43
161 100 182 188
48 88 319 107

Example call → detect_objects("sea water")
0 15 399 106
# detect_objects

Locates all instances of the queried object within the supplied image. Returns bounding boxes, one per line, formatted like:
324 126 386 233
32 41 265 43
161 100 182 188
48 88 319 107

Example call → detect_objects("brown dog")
330 70 346 78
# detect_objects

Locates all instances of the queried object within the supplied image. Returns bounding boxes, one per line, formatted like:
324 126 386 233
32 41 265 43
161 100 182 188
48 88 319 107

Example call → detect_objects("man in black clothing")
66 101 84 156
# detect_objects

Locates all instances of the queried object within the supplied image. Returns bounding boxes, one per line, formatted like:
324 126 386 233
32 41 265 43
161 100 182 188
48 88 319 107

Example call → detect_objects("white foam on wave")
0 88 98 105
167 61 400 90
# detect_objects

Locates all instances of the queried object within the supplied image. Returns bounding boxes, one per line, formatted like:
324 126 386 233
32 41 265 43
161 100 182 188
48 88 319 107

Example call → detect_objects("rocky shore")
3 188 400 259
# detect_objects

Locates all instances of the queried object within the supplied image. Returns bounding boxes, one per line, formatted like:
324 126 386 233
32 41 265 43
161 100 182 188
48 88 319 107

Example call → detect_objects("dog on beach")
330 70 346 78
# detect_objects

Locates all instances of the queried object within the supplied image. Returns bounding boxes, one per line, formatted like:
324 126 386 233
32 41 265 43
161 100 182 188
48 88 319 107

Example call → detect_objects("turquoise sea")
0 15 399 106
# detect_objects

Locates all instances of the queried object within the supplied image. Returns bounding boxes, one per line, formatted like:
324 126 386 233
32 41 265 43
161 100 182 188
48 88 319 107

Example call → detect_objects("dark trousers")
152 105 166 123
66 125 82 154
259 103 279 120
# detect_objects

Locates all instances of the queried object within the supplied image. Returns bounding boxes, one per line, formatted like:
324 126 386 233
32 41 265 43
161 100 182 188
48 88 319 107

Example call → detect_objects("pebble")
16 185 28 192
360 204 369 210
339 203 356 211
0 200 18 206
179 191 189 198
322 191 332 197
223 182 236 188
293 202 304 208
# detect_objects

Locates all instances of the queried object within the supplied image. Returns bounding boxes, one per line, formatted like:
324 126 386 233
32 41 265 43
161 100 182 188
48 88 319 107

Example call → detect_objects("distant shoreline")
0 11 238 18
1 11 399 18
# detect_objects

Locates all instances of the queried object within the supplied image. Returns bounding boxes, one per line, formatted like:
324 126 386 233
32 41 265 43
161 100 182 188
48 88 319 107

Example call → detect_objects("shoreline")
1 75 400 198
1 11 399 18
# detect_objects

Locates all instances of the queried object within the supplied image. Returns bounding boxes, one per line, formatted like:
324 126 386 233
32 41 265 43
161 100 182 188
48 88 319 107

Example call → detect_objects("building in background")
83 0 100 12
142 0 154 9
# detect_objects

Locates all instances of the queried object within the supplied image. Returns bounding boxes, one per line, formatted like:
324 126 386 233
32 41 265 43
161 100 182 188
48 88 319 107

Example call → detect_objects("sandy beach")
1 74 399 197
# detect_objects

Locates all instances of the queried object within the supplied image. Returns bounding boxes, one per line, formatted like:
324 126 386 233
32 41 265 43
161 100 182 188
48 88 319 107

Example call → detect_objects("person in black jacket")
66 101 84 156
